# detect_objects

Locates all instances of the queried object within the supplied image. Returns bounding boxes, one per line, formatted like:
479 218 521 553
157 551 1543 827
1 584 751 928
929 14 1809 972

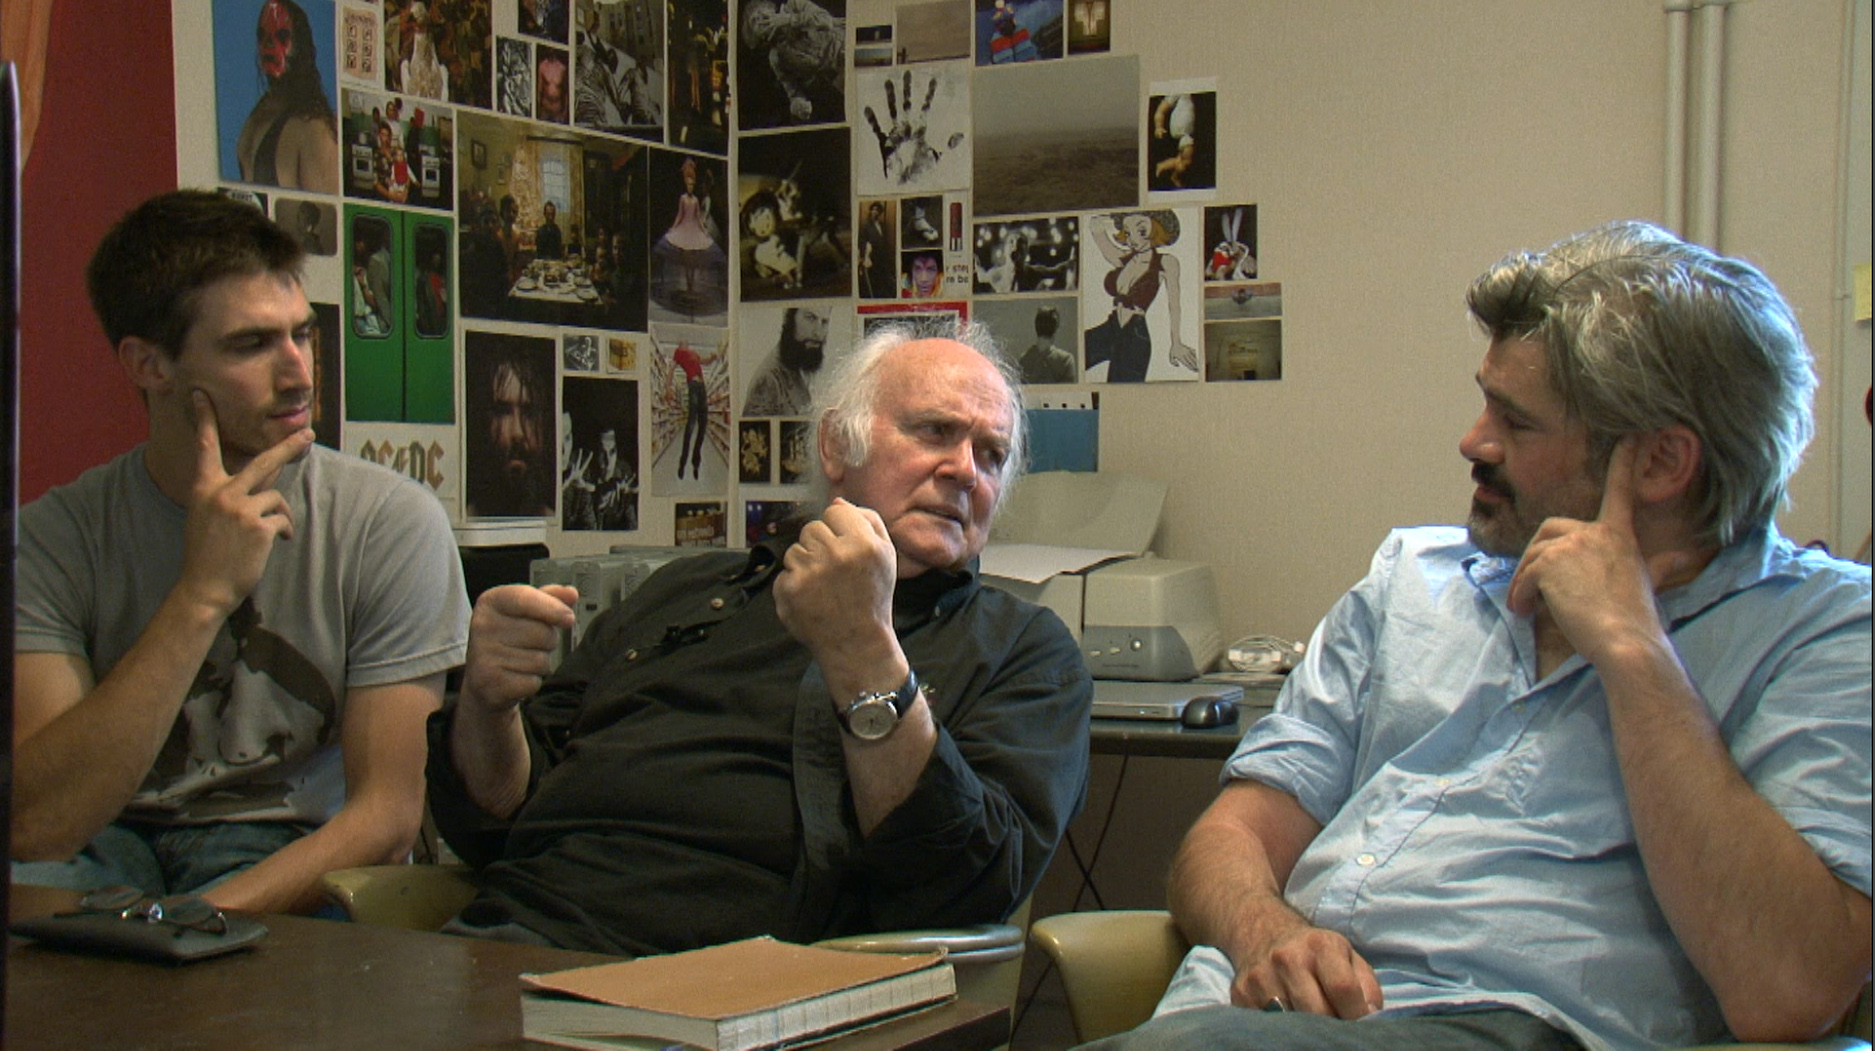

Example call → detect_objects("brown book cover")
520 936 955 1051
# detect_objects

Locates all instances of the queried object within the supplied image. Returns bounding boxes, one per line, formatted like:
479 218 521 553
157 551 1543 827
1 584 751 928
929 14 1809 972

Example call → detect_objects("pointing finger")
1597 436 1640 530
233 427 316 494
192 391 228 482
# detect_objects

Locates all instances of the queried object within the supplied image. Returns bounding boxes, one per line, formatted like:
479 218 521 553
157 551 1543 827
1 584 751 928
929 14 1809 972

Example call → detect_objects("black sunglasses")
70 886 230 937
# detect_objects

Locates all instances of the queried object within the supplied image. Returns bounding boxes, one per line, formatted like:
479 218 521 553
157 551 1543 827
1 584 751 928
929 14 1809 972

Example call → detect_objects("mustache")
1471 462 1512 500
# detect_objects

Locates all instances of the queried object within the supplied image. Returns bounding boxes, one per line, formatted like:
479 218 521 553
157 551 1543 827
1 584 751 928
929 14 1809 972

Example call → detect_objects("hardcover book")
520 935 956 1051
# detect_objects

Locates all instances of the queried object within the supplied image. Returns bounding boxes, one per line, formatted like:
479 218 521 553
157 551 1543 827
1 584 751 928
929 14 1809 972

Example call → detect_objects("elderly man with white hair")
426 322 1092 955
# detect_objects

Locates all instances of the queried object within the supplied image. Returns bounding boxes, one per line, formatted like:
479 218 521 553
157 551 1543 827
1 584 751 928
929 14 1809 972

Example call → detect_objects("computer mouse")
1181 694 1238 729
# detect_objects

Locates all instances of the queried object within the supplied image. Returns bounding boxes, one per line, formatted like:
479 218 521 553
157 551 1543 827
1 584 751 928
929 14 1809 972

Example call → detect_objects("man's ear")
816 417 848 487
116 337 174 396
1632 425 1703 506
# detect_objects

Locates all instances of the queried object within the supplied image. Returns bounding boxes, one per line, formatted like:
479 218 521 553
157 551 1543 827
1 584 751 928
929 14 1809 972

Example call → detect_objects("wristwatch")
838 669 920 741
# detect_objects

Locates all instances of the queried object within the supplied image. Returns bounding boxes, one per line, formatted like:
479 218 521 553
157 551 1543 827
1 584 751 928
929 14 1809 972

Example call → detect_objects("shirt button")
624 649 639 661
1356 853 1376 867
709 597 725 610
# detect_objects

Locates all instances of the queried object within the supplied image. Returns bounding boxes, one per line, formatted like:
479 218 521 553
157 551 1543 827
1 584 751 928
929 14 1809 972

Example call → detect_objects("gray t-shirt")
16 444 470 826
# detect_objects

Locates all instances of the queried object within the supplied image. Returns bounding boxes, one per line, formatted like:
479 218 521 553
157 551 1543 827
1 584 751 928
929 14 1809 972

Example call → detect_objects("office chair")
321 864 1031 1013
1027 909 1873 1050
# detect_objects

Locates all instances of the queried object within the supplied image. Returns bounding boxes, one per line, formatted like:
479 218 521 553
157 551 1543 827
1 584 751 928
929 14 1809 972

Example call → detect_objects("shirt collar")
1460 525 1791 626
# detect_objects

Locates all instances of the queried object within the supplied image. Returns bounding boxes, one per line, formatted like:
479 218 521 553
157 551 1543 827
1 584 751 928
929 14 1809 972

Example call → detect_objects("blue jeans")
1075 1005 1583 1051
11 820 311 897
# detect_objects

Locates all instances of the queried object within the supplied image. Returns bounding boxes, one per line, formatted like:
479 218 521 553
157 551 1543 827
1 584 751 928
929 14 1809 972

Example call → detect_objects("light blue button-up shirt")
1157 526 1871 1051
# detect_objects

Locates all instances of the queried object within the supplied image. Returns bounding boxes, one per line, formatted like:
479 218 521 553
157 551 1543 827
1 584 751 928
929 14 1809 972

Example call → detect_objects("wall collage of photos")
200 0 1282 549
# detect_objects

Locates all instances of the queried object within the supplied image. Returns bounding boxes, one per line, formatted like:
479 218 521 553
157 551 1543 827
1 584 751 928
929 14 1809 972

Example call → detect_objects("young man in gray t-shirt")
11 191 469 914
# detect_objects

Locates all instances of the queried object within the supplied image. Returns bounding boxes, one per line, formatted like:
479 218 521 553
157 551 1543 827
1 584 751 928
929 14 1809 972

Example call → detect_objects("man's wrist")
165 578 243 628
836 668 920 741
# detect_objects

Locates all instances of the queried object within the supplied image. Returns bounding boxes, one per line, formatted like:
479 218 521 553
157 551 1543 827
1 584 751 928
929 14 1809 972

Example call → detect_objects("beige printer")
980 472 1224 682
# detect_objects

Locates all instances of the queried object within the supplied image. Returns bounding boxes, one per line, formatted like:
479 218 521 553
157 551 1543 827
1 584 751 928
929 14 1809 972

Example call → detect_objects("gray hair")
1466 220 1816 547
809 319 1028 511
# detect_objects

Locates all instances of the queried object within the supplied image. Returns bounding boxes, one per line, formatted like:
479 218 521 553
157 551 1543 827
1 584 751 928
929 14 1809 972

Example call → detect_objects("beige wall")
172 0 1866 642
1100 0 1862 643
1059 1 1870 917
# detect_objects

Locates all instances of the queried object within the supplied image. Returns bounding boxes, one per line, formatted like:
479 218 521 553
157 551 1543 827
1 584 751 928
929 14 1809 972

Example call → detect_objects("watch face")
846 698 898 740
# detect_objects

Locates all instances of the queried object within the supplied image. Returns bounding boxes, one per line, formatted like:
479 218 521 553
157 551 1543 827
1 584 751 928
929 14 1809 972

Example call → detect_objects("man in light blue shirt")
1086 222 1871 1051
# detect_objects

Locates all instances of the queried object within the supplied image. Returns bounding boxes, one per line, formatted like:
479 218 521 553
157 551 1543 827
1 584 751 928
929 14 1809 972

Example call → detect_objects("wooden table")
6 886 1008 1051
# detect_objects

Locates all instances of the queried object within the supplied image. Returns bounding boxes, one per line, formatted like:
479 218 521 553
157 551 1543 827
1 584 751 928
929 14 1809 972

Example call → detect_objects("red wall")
17 4 177 502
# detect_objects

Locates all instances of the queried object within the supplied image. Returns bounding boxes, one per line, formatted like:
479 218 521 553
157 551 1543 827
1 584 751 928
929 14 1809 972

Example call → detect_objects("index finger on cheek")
1596 436 1641 527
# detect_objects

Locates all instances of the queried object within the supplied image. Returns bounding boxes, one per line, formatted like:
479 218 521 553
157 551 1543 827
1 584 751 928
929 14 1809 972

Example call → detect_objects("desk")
1088 685 1279 760
1055 686 1282 914
7 886 1008 1051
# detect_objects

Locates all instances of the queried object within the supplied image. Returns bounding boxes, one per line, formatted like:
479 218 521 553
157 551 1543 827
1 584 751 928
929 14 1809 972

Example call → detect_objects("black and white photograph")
573 0 665 142
563 331 603 371
856 63 971 197
854 20 894 67
561 374 641 530
736 0 845 130
737 301 847 416
973 294 1080 385
495 35 534 115
972 216 1077 293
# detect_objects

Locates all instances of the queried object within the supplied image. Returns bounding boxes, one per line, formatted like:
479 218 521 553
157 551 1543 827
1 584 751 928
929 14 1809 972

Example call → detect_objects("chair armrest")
1029 910 1189 1044
816 923 1028 1012
320 863 478 931
814 923 1026 966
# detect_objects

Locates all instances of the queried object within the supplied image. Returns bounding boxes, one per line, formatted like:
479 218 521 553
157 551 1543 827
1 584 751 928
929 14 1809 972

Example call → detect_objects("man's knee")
10 824 165 895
